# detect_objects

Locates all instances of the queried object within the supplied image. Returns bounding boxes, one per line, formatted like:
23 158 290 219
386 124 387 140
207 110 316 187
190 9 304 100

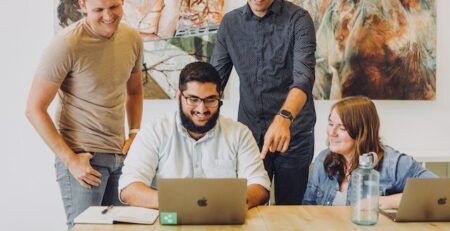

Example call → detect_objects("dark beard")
179 100 220 134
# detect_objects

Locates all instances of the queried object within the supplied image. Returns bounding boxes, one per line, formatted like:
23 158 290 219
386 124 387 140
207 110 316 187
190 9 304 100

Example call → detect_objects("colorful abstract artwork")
293 0 436 100
55 0 224 99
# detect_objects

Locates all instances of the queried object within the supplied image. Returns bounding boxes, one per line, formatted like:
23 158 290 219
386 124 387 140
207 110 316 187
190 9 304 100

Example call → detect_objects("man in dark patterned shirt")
211 0 316 205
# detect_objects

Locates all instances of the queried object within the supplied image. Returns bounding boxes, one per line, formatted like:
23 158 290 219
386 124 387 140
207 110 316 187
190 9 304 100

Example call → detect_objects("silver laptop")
381 178 450 222
158 178 247 225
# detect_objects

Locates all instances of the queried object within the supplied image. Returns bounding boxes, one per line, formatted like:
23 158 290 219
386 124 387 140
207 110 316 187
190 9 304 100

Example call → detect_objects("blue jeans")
260 130 314 205
55 152 125 229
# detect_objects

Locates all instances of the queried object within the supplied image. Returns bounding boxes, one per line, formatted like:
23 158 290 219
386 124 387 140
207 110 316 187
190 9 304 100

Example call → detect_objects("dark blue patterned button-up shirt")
211 0 316 141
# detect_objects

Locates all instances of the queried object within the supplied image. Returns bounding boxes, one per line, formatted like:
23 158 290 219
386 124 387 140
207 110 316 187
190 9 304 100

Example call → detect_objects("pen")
101 205 114 214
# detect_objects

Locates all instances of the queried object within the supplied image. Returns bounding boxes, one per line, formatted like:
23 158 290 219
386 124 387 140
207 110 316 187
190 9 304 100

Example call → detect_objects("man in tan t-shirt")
25 0 143 229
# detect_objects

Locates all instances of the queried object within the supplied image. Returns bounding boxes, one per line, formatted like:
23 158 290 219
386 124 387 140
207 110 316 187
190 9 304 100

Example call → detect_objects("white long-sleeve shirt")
118 111 271 196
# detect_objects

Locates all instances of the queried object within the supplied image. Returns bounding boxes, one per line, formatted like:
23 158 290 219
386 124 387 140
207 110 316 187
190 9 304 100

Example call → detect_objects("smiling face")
178 81 220 137
247 0 274 17
327 108 356 158
79 0 124 39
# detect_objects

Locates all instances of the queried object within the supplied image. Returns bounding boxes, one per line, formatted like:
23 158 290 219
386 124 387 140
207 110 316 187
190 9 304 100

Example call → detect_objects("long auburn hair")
324 96 384 184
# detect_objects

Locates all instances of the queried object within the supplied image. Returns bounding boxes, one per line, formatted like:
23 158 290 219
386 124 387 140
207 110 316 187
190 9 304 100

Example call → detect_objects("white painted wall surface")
0 0 449 230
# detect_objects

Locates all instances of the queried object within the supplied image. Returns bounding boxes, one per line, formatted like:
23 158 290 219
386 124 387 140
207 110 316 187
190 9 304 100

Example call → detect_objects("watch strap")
129 128 140 134
278 109 294 122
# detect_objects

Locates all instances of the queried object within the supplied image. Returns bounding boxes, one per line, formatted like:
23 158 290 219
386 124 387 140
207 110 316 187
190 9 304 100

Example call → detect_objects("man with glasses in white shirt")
119 62 270 209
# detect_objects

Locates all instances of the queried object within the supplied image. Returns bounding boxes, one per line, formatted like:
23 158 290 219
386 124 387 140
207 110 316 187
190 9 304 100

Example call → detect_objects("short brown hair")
179 62 221 94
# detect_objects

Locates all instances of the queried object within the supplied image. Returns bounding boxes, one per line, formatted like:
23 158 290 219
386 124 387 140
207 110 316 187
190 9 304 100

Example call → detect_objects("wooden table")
72 206 450 231
257 206 450 231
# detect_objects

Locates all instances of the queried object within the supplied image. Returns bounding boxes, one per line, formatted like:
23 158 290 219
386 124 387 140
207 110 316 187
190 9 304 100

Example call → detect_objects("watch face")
279 109 293 121
280 109 291 117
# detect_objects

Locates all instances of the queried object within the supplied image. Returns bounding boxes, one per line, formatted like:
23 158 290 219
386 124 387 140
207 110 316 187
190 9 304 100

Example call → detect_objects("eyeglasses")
180 91 221 108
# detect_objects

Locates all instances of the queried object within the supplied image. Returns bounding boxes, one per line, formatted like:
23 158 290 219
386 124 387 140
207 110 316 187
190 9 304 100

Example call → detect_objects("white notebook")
74 206 159 225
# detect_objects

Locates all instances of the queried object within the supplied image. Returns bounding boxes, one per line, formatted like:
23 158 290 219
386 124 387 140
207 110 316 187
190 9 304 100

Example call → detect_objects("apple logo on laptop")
197 197 208 207
437 197 447 205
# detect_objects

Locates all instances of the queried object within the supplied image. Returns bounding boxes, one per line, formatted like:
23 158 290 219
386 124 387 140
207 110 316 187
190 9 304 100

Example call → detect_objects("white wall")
0 0 449 230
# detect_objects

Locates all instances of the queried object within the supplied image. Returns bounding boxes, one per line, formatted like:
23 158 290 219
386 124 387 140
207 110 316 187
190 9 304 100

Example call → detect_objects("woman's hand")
379 193 403 210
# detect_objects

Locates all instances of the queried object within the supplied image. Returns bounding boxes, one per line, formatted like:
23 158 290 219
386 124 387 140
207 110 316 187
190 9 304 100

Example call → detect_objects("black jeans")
260 130 314 205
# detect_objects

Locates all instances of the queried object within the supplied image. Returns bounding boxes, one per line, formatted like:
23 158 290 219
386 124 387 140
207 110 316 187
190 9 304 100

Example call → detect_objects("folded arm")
120 182 159 209
236 126 271 208
118 122 160 207
379 193 402 210
247 184 269 209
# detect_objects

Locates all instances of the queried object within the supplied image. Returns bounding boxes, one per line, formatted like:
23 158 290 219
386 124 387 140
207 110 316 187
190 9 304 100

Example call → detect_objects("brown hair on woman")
324 96 384 184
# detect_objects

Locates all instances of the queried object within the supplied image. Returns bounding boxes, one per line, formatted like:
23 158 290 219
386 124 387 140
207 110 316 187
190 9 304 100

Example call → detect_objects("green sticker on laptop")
160 212 177 225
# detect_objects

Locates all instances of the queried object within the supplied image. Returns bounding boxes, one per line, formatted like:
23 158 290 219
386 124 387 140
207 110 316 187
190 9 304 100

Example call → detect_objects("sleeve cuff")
118 177 149 204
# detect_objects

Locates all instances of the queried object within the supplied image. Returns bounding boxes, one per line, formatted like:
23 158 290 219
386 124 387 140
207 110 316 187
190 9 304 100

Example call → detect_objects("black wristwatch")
277 109 294 122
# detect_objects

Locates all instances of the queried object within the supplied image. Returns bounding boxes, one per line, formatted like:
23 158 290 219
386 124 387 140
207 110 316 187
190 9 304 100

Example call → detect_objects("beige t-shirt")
36 19 143 153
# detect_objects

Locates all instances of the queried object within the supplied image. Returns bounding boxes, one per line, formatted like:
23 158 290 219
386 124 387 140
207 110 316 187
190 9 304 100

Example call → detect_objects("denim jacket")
302 146 437 205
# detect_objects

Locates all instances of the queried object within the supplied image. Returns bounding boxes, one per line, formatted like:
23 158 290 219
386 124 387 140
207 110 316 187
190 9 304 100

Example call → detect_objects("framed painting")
293 0 436 100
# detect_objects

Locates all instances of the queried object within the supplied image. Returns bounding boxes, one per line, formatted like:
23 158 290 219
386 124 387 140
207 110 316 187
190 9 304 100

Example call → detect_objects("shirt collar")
81 18 118 41
242 0 283 18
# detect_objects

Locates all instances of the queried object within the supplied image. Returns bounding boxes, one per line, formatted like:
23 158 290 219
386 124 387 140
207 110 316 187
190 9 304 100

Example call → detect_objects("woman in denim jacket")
302 96 436 209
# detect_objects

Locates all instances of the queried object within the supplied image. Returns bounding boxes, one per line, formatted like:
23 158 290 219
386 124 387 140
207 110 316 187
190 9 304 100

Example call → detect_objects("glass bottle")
351 152 380 225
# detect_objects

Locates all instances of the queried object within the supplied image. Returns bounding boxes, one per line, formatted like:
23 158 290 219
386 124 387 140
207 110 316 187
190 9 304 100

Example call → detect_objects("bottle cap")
359 152 378 168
